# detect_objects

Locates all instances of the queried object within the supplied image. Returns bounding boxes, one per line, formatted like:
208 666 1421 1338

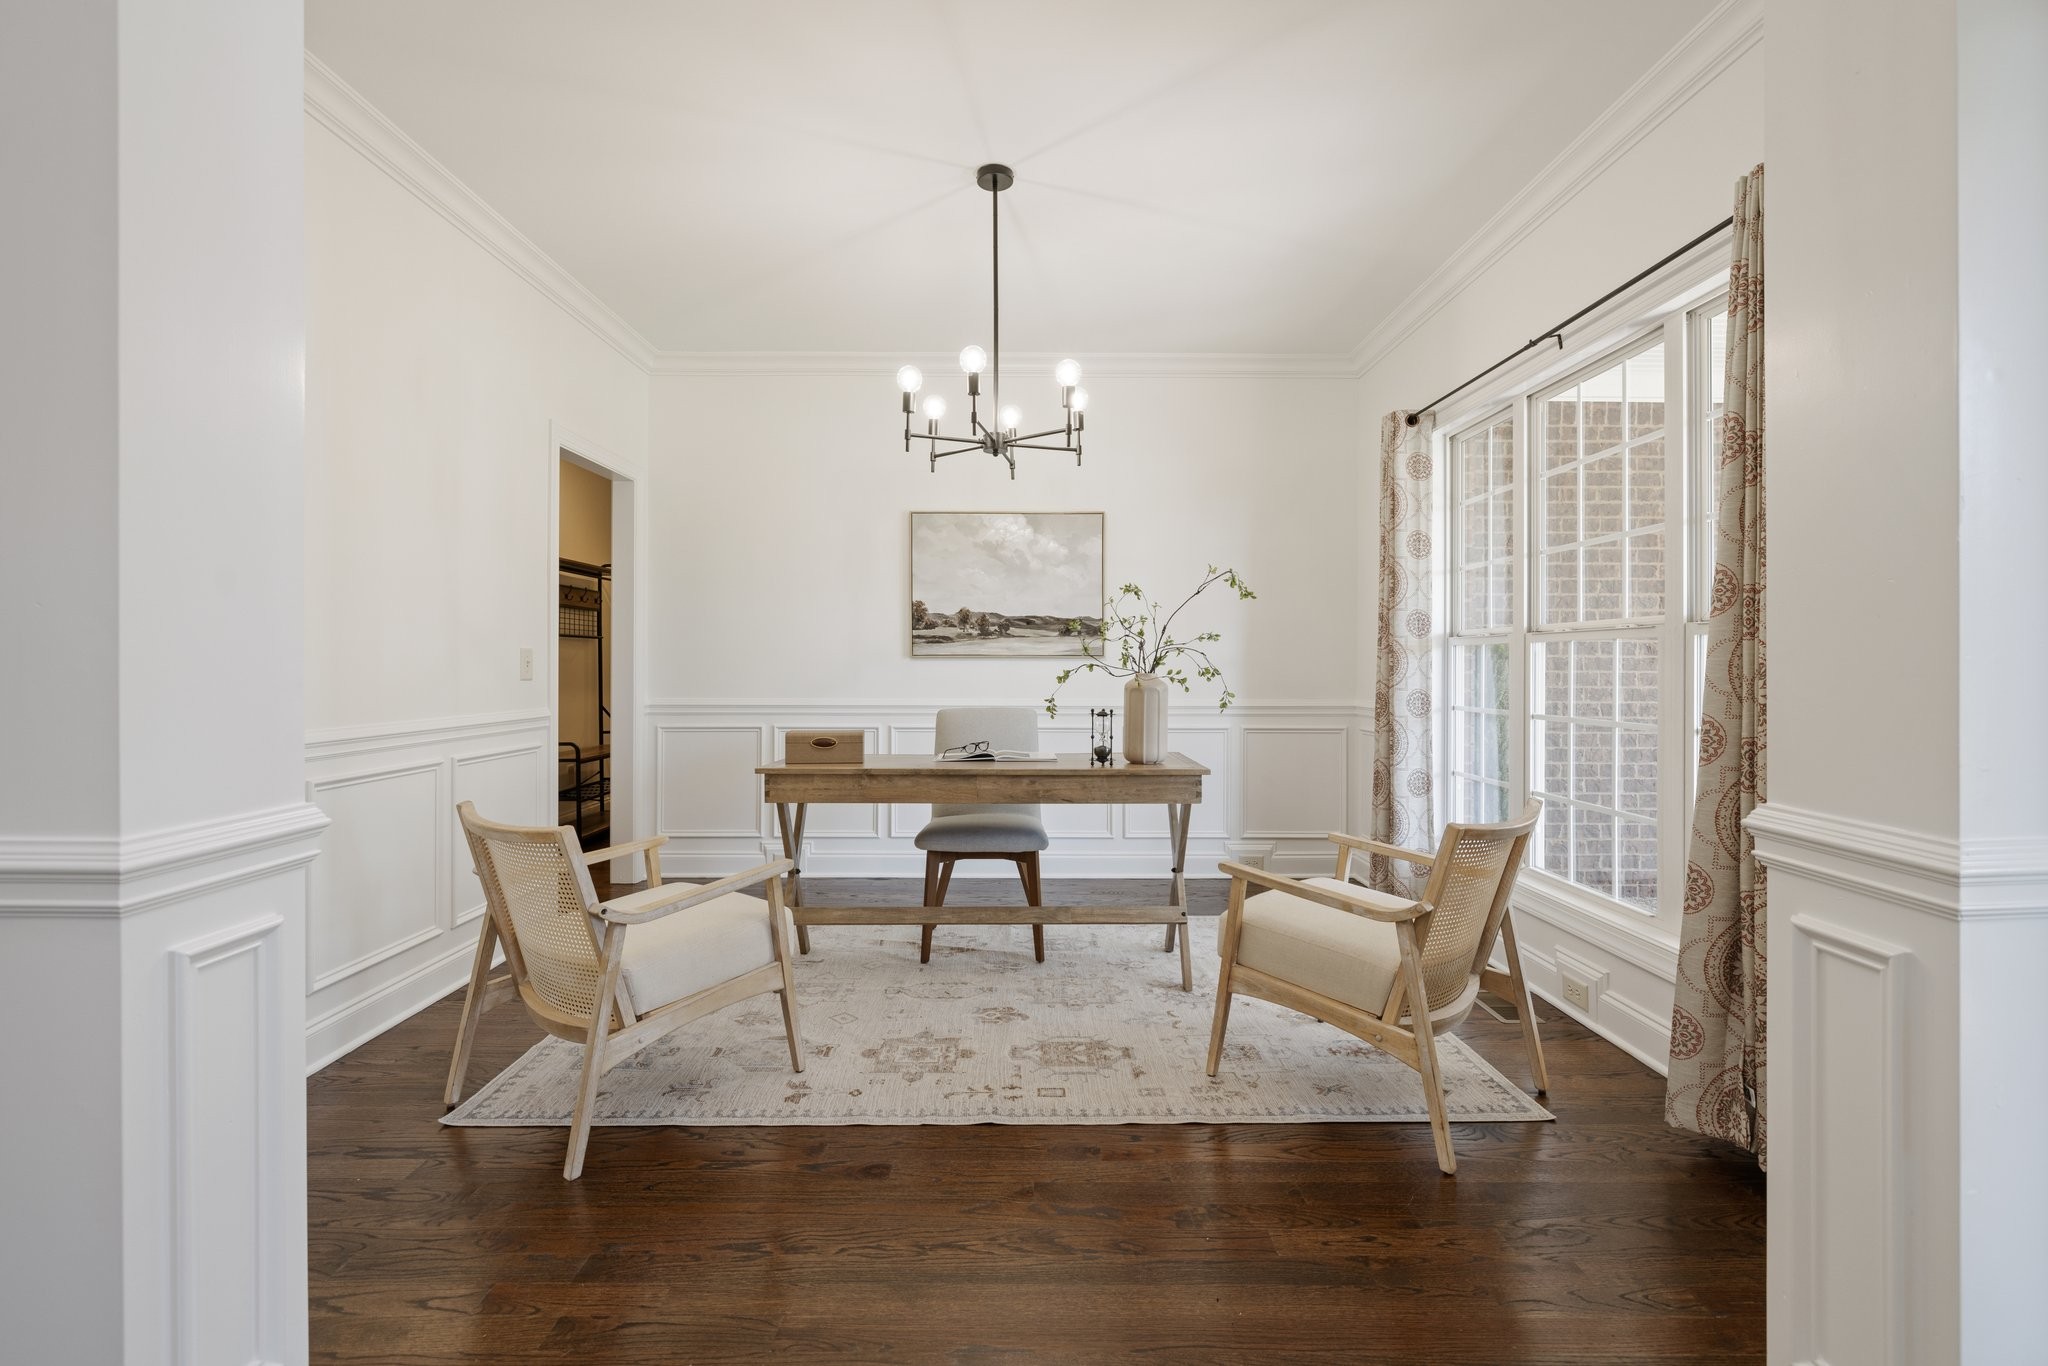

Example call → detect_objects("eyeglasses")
941 740 991 758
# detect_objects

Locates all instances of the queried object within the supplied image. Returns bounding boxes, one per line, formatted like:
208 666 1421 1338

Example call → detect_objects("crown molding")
303 54 660 372
305 53 1354 383
1347 0 1763 380
647 350 1357 380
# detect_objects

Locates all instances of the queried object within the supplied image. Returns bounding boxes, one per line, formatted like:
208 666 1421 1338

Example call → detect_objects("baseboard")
305 933 489 1073
1518 940 1672 1076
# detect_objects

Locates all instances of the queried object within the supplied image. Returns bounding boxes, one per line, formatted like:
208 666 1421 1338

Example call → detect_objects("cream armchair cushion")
1229 876 1415 1015
619 890 782 1014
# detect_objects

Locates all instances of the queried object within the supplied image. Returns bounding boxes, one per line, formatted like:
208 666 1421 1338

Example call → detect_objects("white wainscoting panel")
1789 911 1909 1366
303 710 551 1069
657 724 769 838
306 761 444 992
1748 800 1978 1366
170 914 287 1366
451 745 547 925
1239 725 1349 840
648 700 1370 880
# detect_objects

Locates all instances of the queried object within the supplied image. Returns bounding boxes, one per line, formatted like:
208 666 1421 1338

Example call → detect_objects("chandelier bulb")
959 346 988 375
895 364 923 394
922 395 946 421
999 405 1021 431
1069 387 1089 413
1054 358 1082 388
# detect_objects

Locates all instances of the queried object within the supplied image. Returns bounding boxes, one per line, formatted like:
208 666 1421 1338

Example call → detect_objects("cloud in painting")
911 513 1101 617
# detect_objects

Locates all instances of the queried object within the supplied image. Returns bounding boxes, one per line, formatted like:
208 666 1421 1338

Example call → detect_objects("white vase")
1123 672 1170 765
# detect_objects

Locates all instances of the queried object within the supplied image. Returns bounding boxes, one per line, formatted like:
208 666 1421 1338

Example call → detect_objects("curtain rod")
1405 215 1735 426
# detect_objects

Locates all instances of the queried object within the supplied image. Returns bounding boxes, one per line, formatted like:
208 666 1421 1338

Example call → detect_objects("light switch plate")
519 647 534 681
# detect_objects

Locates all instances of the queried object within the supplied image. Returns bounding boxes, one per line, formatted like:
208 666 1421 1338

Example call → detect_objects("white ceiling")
306 0 1716 356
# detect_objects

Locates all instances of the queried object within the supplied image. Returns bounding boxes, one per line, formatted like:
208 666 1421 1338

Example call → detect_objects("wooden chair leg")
920 851 939 965
443 915 499 1107
768 878 804 1073
565 927 629 1181
1397 924 1456 1176
1500 912 1549 1095
1019 852 1045 962
921 856 954 964
1207 878 1247 1075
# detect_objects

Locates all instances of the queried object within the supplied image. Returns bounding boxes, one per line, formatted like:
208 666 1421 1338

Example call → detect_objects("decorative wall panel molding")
302 710 549 1069
647 699 1369 880
170 914 288 1366
1782 911 1910 1366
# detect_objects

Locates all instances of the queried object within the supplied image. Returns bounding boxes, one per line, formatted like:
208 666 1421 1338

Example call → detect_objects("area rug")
443 916 1551 1128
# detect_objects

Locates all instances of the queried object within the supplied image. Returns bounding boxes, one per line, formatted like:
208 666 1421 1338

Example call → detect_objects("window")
1445 289 1726 926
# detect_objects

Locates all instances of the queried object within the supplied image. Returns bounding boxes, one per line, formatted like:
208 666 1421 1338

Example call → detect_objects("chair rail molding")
1747 800 2048 923
647 697 1372 880
0 803 329 916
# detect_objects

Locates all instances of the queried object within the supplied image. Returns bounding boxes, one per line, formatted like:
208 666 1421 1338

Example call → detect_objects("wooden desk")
756 753 1210 990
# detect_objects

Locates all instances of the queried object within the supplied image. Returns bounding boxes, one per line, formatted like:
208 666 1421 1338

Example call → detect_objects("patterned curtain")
1666 165 1767 1166
1369 412 1437 896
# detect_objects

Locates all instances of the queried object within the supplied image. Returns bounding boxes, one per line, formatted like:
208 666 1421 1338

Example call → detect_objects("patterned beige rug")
443 916 1551 1127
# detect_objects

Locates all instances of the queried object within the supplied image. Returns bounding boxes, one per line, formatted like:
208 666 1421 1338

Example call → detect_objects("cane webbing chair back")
1411 805 1540 1013
459 806 605 1022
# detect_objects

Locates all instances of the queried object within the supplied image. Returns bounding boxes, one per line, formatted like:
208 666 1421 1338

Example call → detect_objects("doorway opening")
556 457 614 848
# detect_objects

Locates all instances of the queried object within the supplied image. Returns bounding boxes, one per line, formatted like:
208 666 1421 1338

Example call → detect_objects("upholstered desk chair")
449 803 804 1179
915 706 1051 965
1207 802 1546 1175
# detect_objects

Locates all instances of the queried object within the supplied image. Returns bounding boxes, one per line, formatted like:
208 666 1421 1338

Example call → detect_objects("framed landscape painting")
909 511 1104 657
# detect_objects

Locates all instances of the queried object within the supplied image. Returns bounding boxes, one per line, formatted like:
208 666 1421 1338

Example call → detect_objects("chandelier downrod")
893 163 1087 479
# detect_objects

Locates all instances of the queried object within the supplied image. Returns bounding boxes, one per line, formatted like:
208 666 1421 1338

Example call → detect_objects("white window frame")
1435 261 1730 948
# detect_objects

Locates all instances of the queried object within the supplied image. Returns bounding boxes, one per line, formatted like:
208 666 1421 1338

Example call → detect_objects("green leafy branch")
1045 565 1255 717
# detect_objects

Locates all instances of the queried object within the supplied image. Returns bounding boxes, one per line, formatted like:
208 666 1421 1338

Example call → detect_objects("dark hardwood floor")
309 877 1765 1364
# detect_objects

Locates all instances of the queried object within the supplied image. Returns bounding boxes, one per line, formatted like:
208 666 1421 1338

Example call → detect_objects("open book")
936 748 1057 762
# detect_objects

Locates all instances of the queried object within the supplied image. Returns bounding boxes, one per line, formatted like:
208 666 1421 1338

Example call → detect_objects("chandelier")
895 164 1087 479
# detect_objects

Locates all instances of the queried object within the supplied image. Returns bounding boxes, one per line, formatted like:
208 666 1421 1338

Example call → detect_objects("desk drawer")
785 730 865 765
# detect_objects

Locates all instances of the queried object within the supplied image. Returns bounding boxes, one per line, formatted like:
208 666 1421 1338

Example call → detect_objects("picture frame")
908 511 1105 658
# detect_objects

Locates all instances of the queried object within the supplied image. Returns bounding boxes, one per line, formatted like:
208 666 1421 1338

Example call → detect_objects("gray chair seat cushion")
914 811 1051 853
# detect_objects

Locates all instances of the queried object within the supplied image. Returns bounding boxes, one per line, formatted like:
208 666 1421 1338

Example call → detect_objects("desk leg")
776 802 811 954
1167 802 1192 991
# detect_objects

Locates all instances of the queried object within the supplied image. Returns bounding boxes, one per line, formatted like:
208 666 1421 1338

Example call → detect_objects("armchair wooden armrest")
1325 832 1436 866
581 835 667 866
1216 860 1429 923
598 859 794 925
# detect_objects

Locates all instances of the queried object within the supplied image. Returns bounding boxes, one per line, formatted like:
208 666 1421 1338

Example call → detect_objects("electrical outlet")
1560 974 1591 1012
519 647 534 681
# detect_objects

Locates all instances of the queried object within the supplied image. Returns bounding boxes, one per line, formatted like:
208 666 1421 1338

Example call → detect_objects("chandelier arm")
1005 441 1083 452
1011 425 1071 443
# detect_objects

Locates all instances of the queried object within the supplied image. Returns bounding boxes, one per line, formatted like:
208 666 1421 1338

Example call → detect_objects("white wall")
0 2 322 1361
645 366 1366 878
301 67 652 1066
1756 0 2048 1362
1350 9 1765 1066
